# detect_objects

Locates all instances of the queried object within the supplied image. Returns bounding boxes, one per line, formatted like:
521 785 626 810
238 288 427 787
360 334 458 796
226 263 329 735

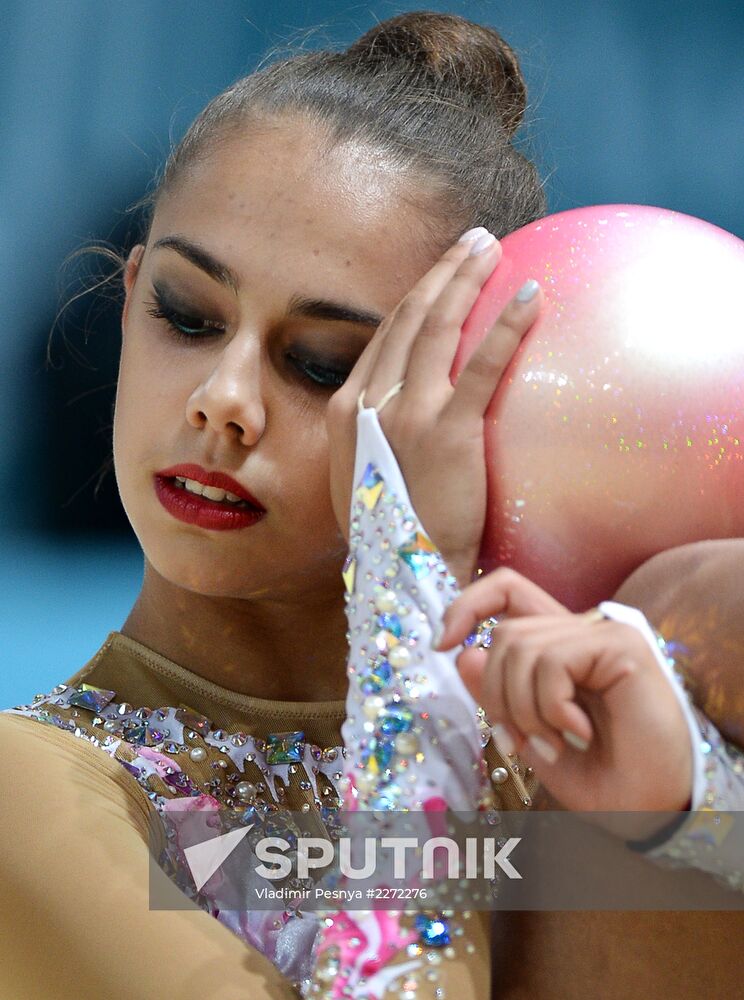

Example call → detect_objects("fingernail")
490 723 516 756
469 232 498 256
562 729 590 752
431 621 444 650
516 278 540 302
527 734 559 764
458 226 489 244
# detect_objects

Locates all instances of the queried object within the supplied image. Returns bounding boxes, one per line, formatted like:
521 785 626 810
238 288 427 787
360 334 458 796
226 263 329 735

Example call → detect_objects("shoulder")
0 711 156 843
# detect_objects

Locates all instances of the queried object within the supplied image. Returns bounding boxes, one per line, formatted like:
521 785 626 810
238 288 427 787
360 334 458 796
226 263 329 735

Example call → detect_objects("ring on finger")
357 379 406 416
581 607 608 624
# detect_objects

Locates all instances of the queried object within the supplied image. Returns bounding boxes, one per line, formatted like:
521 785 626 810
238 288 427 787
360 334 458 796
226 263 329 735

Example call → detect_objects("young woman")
1 12 742 999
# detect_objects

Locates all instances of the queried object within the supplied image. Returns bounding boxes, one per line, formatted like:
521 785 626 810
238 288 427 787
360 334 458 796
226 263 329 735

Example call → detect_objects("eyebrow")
152 234 384 329
152 235 240 292
287 295 383 329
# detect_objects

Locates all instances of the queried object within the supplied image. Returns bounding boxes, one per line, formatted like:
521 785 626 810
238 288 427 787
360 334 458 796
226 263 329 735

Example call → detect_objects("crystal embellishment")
342 555 357 594
175 706 212 736
415 914 451 948
266 731 305 764
356 463 385 510
68 684 116 713
397 532 439 579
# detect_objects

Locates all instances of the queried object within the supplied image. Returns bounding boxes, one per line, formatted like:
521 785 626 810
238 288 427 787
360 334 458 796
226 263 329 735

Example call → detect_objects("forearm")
613 538 744 745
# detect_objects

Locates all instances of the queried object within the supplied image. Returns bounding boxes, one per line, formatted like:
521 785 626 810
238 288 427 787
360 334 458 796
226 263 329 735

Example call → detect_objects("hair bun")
347 11 527 137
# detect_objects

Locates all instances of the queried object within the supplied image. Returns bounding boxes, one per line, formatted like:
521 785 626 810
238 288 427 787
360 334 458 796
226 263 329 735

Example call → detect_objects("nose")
185 336 266 445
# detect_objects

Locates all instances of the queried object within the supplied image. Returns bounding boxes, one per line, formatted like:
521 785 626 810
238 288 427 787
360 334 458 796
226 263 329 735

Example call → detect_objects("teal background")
2 0 743 706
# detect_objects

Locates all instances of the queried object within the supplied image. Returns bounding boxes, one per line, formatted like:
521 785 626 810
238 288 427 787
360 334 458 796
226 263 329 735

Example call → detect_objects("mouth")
170 475 255 508
154 464 266 531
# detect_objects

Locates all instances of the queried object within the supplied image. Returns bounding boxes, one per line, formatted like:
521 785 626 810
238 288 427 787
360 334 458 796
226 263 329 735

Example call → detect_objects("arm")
613 538 744 746
311 403 494 999
0 713 300 1000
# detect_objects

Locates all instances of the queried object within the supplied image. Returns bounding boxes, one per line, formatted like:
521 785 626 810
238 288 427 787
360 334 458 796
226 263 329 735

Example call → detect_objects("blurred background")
2 0 743 706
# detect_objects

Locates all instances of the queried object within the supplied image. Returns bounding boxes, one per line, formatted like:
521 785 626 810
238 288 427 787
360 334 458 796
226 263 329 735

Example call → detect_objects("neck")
121 560 349 702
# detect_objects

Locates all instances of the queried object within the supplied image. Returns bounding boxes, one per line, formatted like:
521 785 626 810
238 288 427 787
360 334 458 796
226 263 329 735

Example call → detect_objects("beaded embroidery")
2 405 525 997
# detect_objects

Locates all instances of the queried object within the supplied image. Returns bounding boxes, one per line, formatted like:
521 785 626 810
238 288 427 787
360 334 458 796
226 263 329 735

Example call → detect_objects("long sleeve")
309 403 494 998
598 601 744 893
0 712 300 1000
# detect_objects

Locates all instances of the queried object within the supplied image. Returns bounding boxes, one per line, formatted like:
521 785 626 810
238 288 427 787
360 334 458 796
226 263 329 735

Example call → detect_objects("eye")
287 352 352 389
145 286 225 341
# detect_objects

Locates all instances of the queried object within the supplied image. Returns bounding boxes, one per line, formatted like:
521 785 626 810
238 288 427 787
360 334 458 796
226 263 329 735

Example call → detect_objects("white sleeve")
598 600 744 893
339 403 491 812
308 403 493 999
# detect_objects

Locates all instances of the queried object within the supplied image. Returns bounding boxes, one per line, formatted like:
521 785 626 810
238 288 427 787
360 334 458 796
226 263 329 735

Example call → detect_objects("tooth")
224 491 241 503
175 477 186 484
184 479 205 496
202 485 228 502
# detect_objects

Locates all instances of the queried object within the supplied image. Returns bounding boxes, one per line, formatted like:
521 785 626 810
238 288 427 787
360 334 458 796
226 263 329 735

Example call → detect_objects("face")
115 116 441 604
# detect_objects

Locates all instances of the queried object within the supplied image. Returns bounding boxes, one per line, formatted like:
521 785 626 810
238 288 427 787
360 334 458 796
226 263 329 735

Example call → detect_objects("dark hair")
142 11 546 246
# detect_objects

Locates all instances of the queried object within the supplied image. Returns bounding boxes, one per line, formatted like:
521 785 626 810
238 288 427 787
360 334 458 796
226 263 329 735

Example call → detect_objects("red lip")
154 464 266 532
156 464 265 509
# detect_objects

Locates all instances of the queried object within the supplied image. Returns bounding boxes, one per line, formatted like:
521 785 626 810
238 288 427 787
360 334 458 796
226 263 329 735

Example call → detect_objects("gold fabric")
0 631 534 998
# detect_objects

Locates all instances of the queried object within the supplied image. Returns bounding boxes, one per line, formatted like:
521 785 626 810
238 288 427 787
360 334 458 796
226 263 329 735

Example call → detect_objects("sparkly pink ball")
452 205 744 609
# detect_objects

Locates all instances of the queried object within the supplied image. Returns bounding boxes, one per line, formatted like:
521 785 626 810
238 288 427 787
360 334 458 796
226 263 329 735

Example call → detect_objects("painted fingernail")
458 226 489 244
516 278 540 302
490 723 516 756
527 735 559 764
431 621 444 649
469 232 498 256
562 729 590 752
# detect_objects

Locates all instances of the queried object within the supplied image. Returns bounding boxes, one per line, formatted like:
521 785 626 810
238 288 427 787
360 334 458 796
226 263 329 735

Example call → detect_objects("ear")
122 244 145 325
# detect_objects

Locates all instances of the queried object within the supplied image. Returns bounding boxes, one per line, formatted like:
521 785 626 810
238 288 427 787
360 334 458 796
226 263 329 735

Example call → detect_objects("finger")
436 567 568 650
499 625 586 763
363 233 501 409
399 238 504 412
534 648 595 750
455 646 489 703
478 646 525 757
558 625 643 694
444 279 543 423
335 229 495 411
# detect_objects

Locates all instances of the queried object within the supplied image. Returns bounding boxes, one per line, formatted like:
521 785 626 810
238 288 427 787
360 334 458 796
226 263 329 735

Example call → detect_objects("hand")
326 227 543 589
436 567 693 815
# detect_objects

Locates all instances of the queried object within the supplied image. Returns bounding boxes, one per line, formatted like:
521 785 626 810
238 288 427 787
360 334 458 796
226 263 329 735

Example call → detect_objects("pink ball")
453 205 744 609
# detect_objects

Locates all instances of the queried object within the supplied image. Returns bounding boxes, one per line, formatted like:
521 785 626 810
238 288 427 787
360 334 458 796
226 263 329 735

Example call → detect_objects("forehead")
149 117 442 311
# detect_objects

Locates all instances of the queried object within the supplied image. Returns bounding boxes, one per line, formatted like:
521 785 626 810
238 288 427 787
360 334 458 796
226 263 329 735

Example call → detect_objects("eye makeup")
144 282 359 390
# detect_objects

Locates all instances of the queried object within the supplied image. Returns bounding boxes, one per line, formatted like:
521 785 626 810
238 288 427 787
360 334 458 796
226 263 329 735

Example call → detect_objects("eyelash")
144 291 352 390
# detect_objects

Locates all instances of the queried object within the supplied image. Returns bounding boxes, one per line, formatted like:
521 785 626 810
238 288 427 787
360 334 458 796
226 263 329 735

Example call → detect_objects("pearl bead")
362 695 385 719
490 767 509 785
236 781 256 802
375 590 398 614
189 747 207 762
394 732 419 755
388 645 411 668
